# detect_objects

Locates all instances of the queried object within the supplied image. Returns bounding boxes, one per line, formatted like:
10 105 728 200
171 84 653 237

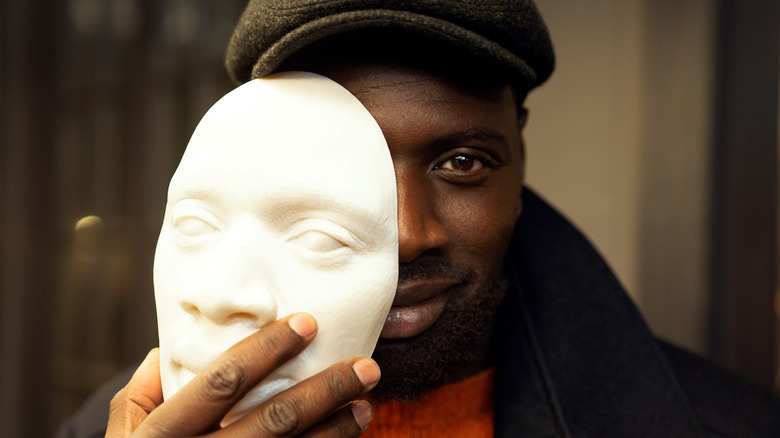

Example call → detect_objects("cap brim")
240 9 539 89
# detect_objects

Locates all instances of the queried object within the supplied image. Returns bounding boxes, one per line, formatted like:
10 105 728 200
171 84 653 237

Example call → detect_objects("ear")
516 108 528 218
516 107 528 172
517 107 529 131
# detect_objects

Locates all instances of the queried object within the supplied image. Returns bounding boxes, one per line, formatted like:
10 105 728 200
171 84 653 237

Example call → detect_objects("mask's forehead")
169 72 396 219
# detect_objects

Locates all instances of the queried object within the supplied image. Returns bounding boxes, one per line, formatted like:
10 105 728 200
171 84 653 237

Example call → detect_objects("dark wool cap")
226 0 555 91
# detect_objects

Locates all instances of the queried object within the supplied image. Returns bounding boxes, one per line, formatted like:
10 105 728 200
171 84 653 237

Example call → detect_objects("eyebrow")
262 190 381 224
430 126 509 149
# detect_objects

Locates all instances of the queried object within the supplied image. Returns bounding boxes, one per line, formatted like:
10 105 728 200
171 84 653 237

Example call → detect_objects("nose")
177 224 278 328
178 281 278 327
396 170 449 263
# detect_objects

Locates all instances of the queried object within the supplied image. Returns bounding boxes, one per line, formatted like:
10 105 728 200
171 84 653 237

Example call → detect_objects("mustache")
397 256 472 286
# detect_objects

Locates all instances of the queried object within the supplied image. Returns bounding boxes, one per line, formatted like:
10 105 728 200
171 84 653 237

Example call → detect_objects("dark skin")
107 60 527 436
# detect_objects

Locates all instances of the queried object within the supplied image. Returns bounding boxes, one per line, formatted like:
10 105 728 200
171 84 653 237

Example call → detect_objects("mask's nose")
176 218 278 328
178 282 277 328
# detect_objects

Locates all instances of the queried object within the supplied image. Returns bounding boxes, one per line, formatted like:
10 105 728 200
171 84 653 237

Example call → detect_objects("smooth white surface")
154 72 398 425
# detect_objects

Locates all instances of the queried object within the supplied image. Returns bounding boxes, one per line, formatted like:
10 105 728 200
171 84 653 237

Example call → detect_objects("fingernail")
352 358 380 388
288 313 316 337
351 400 373 431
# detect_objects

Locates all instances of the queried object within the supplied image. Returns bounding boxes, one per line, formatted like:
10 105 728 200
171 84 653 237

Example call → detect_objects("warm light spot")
74 215 106 254
75 215 104 232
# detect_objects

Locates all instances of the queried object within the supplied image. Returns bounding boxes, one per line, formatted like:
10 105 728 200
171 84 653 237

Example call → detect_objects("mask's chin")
219 375 299 427
160 349 301 427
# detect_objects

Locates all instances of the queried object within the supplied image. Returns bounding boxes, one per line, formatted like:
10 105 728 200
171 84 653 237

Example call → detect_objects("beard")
369 258 509 402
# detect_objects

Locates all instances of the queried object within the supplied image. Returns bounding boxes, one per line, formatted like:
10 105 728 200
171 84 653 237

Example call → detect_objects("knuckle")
260 398 301 435
258 329 284 354
200 358 246 401
108 391 126 417
322 369 354 401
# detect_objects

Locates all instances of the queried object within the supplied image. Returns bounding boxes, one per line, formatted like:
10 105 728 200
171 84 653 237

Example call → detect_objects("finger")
219 357 379 437
298 400 374 438
138 313 317 436
106 349 163 437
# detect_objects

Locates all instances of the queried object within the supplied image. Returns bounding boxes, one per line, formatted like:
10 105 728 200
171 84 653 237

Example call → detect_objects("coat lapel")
494 188 703 437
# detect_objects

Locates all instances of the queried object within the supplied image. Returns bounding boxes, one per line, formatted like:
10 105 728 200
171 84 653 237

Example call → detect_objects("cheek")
437 183 520 274
153 244 184 330
278 253 397 374
282 249 396 312
152 245 188 398
278 252 397 322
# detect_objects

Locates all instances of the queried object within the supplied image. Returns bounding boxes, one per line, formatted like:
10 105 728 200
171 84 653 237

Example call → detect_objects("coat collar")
494 188 704 437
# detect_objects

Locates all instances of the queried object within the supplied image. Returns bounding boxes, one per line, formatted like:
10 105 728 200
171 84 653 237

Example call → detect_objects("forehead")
318 61 516 119
278 33 519 105
279 39 520 139
169 74 395 212
289 61 520 163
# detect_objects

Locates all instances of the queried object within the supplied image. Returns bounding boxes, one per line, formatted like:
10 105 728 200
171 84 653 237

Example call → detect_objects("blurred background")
0 0 777 436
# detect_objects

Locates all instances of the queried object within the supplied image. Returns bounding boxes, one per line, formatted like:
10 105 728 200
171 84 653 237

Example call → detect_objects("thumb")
106 349 164 437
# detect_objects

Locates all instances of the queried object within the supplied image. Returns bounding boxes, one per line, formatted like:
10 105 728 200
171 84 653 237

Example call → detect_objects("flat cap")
226 0 555 91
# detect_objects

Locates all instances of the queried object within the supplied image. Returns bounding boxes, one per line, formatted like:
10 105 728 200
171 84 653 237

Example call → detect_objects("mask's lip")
169 339 298 414
170 340 220 376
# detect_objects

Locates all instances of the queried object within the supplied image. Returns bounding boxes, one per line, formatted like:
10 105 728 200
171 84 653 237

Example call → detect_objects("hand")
106 313 379 437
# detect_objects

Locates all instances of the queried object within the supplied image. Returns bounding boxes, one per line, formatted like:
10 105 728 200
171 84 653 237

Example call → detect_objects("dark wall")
0 1 245 436
709 0 779 387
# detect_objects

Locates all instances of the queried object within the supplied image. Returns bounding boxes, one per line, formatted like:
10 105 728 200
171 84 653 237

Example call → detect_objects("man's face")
311 60 526 398
153 73 398 423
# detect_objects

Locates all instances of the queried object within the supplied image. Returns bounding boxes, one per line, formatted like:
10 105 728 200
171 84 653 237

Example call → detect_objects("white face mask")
153 72 398 426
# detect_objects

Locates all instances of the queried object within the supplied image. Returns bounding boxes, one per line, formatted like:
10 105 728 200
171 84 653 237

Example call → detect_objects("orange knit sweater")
363 368 495 437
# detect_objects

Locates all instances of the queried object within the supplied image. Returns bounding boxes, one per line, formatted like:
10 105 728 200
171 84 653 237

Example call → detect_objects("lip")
169 337 298 426
380 278 461 338
171 340 220 375
169 323 257 375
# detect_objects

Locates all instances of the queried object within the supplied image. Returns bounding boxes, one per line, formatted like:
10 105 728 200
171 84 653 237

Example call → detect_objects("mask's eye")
294 230 347 253
176 216 216 238
171 204 220 247
287 219 358 266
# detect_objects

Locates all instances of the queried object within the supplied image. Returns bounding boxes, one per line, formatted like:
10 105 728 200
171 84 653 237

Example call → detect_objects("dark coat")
494 189 780 437
57 188 780 438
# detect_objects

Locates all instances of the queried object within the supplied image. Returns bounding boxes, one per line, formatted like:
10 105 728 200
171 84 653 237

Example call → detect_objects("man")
60 1 780 436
